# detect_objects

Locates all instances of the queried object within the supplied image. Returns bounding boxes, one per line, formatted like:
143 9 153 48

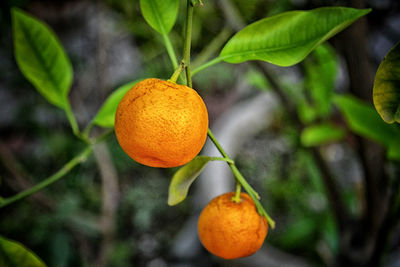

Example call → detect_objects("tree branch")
93 142 119 267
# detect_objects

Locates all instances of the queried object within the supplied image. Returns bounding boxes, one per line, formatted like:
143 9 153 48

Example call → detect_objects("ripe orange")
115 78 208 168
197 192 268 259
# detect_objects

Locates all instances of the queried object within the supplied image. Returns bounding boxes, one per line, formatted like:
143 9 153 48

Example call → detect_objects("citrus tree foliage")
373 41 400 124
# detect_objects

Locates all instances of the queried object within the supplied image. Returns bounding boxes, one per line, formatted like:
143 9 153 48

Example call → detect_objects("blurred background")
1 0 400 266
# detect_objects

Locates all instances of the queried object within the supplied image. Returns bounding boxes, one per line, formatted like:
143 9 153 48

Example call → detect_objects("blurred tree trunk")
334 0 391 266
220 0 398 266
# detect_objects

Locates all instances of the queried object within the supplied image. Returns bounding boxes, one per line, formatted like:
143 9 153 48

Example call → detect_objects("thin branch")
93 142 119 267
207 129 275 228
182 0 194 88
192 27 232 68
0 146 92 208
0 141 54 210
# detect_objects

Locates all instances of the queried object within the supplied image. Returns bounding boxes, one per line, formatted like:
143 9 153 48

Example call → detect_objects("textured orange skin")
198 192 268 260
115 78 208 168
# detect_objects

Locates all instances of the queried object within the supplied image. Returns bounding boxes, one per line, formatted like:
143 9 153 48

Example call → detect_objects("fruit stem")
168 62 185 83
232 183 242 203
182 0 194 88
0 146 92 208
207 128 276 229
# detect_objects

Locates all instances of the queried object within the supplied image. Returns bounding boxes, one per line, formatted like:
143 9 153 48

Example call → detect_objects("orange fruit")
115 78 208 168
197 192 268 259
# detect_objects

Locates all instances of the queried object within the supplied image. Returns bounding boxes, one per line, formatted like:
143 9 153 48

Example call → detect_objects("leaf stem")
64 102 79 136
92 129 114 145
162 32 178 69
209 157 234 164
64 102 90 143
192 57 223 76
0 146 92 208
207 128 275 228
168 62 185 83
82 121 94 139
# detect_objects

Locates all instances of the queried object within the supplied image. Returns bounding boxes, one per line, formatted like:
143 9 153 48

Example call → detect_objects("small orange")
115 78 208 168
197 192 268 259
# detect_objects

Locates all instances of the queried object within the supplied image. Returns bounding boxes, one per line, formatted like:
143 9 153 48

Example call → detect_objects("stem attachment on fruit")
168 62 185 83
232 183 242 203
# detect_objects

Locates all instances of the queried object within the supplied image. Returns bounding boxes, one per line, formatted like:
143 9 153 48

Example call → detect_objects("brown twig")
91 3 119 266
93 142 119 267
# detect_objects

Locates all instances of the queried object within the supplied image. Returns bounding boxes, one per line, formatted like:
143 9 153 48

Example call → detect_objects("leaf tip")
167 194 183 206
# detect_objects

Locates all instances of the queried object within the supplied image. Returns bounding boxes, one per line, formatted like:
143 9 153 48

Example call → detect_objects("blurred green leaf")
140 0 180 35
301 123 345 147
298 44 338 124
169 156 224 206
387 138 400 161
0 236 47 267
92 80 141 128
244 68 270 90
305 43 338 117
12 8 73 109
279 217 316 249
322 214 339 253
220 7 370 66
373 41 400 124
49 233 70 267
334 94 400 159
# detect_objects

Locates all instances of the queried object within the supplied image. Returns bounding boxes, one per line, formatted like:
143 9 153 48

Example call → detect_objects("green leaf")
301 123 345 147
279 217 316 249
12 8 73 109
0 236 47 267
168 156 229 206
373 41 400 124
387 138 400 161
334 94 400 153
305 43 338 117
92 80 141 128
244 68 270 91
220 7 371 66
140 0 180 35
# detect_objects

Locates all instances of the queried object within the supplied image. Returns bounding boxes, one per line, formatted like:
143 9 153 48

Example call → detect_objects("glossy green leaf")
168 156 230 206
12 8 73 109
334 94 400 154
301 123 345 147
220 7 371 66
373 41 400 124
140 0 180 34
92 80 141 128
0 236 47 267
